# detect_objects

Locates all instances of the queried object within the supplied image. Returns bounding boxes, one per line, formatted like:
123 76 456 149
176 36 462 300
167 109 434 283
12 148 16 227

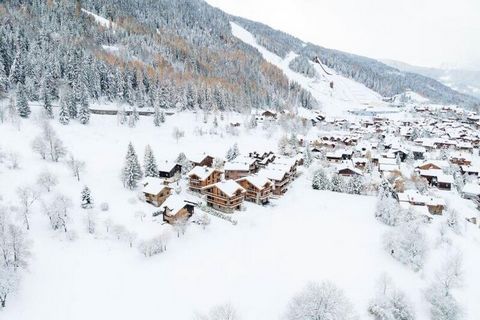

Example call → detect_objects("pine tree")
303 145 313 168
330 174 345 192
65 87 77 119
0 55 7 95
16 83 30 118
132 106 140 121
312 169 331 190
160 110 165 123
226 143 240 161
186 85 196 109
157 85 169 109
144 145 159 178
122 142 143 189
78 86 90 125
153 105 162 127
42 82 53 119
81 186 94 209
58 96 70 125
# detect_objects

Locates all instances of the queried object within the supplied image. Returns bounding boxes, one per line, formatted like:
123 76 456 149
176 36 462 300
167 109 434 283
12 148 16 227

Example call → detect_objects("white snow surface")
0 108 479 320
230 22 386 116
81 9 115 29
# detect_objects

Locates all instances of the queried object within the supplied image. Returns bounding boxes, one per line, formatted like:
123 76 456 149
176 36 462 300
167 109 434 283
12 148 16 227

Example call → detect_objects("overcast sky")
206 0 480 70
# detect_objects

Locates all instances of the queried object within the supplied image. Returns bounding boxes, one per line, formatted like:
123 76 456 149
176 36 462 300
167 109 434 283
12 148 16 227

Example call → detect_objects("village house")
336 164 363 177
203 180 246 212
461 183 480 200
155 195 195 224
460 165 480 176
236 175 273 205
352 157 368 169
142 178 172 207
188 166 222 192
416 160 449 171
397 190 446 215
189 153 215 168
158 161 182 180
258 167 290 196
449 153 472 166
224 161 252 180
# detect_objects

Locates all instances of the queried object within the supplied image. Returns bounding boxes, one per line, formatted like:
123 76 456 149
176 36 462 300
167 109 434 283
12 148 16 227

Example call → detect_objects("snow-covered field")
1 107 480 320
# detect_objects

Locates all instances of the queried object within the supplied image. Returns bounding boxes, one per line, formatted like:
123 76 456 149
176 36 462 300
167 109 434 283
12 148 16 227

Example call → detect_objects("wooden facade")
143 186 171 207
188 167 222 192
203 181 246 212
237 177 272 205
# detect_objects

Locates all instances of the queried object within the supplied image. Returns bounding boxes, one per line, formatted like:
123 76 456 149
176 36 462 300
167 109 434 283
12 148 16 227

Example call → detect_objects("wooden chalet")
397 190 445 215
460 165 480 176
158 161 182 179
461 183 480 200
236 175 273 205
203 180 246 212
224 156 259 180
259 167 290 196
156 196 195 224
189 153 214 168
416 160 449 171
188 166 222 192
449 153 472 166
261 110 277 120
142 178 172 207
337 164 362 177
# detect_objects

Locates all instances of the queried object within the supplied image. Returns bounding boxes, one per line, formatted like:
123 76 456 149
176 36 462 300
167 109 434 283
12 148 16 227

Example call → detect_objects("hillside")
0 0 478 116
382 59 480 99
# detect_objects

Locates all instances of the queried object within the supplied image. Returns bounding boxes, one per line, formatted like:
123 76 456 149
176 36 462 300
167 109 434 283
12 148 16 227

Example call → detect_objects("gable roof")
188 166 220 180
208 180 245 197
142 178 170 195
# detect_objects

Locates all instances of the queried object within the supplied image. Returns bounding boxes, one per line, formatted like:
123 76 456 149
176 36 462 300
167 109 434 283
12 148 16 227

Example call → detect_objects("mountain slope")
230 16 480 109
382 59 480 99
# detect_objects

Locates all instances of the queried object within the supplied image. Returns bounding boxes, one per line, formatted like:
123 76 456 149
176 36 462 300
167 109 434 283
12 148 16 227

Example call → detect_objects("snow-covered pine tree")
42 81 54 119
58 96 70 125
153 105 162 127
226 143 240 161
81 186 94 209
312 168 331 190
0 55 7 95
303 145 313 168
122 142 143 189
65 87 77 119
143 145 159 178
16 83 30 118
347 174 364 195
330 174 345 192
132 106 140 121
77 86 90 125
186 85 196 109
160 110 166 123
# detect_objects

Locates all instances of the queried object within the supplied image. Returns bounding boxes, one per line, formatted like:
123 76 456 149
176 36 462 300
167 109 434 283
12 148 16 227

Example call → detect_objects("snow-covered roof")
158 160 178 172
337 164 362 175
142 178 169 195
224 161 251 171
462 183 480 196
258 168 289 181
159 195 185 213
417 160 449 169
237 175 272 190
188 166 219 180
210 180 245 197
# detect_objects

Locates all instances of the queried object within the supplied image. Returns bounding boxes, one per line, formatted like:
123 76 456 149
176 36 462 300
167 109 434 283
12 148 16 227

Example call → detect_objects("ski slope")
230 22 386 116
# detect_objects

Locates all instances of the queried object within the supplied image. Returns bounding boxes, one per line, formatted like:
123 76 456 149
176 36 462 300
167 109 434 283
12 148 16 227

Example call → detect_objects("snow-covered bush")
312 169 331 190
36 171 58 193
138 235 168 257
0 265 19 308
375 196 402 227
368 274 415 320
285 281 356 320
384 222 427 271
100 202 109 212
346 175 364 195
31 122 67 162
194 303 239 320
330 174 345 192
